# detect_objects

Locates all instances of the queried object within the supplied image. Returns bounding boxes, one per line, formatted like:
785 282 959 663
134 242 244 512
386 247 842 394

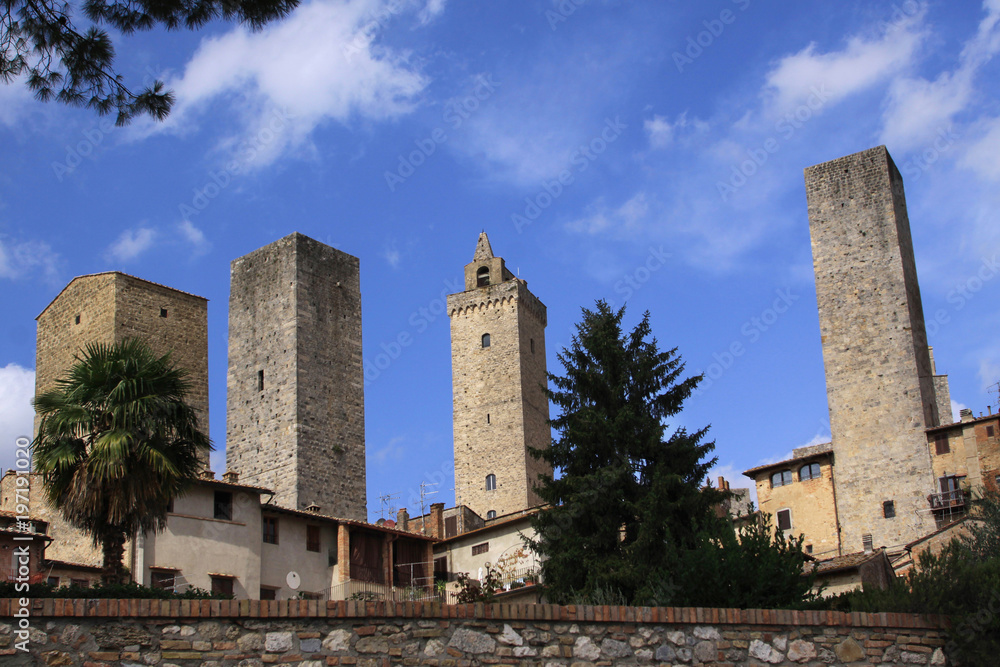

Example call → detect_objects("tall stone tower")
35 272 210 460
226 232 366 520
448 233 551 520
805 146 941 552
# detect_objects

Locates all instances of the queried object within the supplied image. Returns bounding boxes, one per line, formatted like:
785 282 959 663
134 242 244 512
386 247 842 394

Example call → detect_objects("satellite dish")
286 571 301 590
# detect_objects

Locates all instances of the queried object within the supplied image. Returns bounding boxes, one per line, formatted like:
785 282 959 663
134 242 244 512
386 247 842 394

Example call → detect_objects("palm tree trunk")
102 532 127 585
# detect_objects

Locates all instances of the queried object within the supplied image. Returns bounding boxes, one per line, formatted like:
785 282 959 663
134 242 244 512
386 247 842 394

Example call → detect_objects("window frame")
934 434 950 455
214 491 233 521
486 510 496 520
481 333 491 348
883 500 896 519
306 525 321 552
771 470 793 488
799 463 822 481
776 508 792 531
485 474 496 491
263 516 279 545
476 266 490 287
210 576 234 597
471 542 489 556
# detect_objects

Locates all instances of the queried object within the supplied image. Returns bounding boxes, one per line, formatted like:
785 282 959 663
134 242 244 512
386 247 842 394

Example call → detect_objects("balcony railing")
928 490 965 510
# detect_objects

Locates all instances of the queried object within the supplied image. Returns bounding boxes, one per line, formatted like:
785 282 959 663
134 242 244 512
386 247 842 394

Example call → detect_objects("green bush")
0 580 225 599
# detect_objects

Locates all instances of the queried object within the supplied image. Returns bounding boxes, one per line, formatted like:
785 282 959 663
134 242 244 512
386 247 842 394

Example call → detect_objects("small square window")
805 544 813 554
47 576 60 587
934 435 950 455
883 500 896 519
471 542 489 556
481 333 491 348
776 509 792 531
260 587 277 601
987 425 996 438
74 314 81 325
486 510 496 520
211 576 234 597
160 308 168 318
151 571 175 591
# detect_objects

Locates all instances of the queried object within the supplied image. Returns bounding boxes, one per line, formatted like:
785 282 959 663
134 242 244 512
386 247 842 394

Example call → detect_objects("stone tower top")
463 232 516 291
473 232 494 261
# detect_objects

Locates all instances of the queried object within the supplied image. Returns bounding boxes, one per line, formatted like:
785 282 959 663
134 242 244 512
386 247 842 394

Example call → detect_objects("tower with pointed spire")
447 233 551 520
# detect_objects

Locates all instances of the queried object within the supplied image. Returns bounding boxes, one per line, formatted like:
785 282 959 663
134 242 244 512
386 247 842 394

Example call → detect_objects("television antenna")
376 492 399 520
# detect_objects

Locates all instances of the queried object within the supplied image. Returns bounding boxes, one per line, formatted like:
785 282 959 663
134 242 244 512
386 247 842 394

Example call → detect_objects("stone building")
34 272 210 456
28 272 211 572
804 145 951 553
744 443 839 559
226 233 366 520
447 233 551 520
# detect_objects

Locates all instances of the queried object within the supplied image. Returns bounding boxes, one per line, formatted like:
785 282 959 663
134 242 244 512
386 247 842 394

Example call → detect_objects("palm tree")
32 338 211 584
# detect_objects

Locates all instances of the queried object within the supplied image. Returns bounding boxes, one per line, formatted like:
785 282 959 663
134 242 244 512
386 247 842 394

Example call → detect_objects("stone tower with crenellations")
226 232 367 520
805 146 946 553
448 233 551 520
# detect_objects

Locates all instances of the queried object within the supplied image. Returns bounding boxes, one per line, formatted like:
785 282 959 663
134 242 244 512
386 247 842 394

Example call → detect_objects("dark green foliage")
674 506 823 609
1 0 298 123
0 580 223 598
528 301 727 605
32 338 212 584
830 490 1000 664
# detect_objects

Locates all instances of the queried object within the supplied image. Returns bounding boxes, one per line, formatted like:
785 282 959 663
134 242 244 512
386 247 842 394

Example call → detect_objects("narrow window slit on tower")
257 370 264 392
481 333 490 348
530 338 535 354
160 308 168 318
74 314 81 325
485 474 496 491
487 414 490 424
883 500 895 519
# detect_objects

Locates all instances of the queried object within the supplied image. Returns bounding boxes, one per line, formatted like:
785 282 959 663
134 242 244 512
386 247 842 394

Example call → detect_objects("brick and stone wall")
0 599 951 665
448 234 551 520
805 146 940 553
226 233 366 519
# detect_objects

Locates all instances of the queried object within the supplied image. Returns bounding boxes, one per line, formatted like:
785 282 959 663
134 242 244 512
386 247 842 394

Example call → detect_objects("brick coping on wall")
0 599 949 630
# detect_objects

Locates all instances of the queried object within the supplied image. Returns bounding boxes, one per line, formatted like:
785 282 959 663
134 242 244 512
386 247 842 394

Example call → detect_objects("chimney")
718 476 725 489
222 471 239 484
961 408 974 422
928 346 937 375
862 533 873 554
430 503 445 539
200 470 215 480
305 503 321 513
396 508 409 531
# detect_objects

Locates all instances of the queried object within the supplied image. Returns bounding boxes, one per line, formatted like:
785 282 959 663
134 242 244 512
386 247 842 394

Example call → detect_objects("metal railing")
928 490 965 510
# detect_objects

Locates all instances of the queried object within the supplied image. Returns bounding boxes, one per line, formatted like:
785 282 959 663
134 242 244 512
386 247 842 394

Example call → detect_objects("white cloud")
566 192 649 236
107 227 157 263
150 0 430 167
880 1 1000 150
961 116 1000 181
418 0 447 25
373 436 406 465
951 399 968 422
980 356 1000 391
763 9 925 116
0 363 35 474
383 245 401 268
645 115 675 149
0 80 35 128
177 220 211 256
0 238 59 281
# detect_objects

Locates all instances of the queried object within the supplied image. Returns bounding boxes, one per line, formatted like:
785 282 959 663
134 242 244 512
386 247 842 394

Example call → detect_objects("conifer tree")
528 301 726 604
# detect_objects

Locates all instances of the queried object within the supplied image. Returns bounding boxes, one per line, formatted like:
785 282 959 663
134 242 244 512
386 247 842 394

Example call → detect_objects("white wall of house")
259 511 340 599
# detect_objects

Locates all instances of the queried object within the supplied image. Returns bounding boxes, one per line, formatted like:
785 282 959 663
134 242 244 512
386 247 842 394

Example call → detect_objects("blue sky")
2 0 999 521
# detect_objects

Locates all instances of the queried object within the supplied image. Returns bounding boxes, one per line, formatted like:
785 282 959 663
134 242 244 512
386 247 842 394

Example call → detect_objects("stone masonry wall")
227 233 366 519
0 599 952 665
754 457 840 559
449 277 550 520
805 146 939 553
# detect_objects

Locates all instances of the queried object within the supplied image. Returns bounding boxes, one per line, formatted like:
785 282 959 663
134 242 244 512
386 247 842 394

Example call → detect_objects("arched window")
477 266 490 287
486 510 496 520
771 470 793 488
481 333 491 348
799 463 821 481
485 474 497 491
